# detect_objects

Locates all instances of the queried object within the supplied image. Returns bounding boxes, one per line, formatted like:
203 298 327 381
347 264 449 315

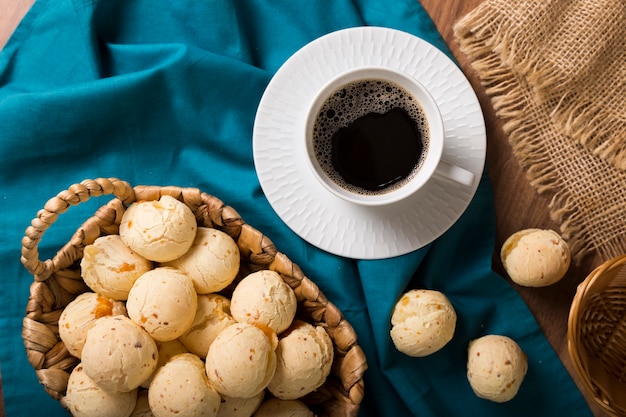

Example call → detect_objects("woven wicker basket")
568 254 626 417
21 178 367 417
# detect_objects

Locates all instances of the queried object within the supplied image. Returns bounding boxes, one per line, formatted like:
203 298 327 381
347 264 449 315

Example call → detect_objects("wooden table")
0 1 608 416
420 1 607 416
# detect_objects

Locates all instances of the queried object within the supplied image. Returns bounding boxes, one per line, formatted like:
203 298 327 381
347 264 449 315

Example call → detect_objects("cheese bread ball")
253 399 314 417
81 315 158 393
467 335 528 403
268 320 334 400
141 338 189 389
119 195 197 263
206 322 277 399
162 227 240 294
58 292 127 358
390 289 456 357
500 228 570 287
149 353 221 417
126 267 197 342
217 392 264 417
230 270 297 335
62 363 137 417
179 294 236 358
81 235 153 300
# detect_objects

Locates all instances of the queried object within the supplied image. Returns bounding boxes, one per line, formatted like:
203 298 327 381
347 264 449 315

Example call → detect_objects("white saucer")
253 27 486 259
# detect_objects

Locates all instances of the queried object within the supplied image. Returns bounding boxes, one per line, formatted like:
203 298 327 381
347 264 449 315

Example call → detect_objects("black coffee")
331 108 423 191
312 79 429 195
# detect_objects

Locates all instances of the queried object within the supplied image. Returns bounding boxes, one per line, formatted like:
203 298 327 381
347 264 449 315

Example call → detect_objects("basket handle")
21 178 136 282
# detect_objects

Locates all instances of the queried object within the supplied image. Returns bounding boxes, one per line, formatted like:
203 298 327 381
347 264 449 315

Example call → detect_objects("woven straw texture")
454 0 626 264
568 255 626 417
20 178 367 417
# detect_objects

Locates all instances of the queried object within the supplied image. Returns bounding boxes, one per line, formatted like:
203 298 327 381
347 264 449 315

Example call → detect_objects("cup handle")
433 160 475 187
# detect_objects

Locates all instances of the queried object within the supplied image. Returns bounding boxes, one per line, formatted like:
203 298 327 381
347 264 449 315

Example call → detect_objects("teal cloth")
0 1 591 416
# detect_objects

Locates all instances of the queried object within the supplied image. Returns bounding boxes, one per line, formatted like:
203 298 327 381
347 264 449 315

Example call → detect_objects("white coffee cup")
304 66 474 206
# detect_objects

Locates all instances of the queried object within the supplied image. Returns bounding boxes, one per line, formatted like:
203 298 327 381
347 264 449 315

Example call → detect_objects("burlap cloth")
454 0 626 264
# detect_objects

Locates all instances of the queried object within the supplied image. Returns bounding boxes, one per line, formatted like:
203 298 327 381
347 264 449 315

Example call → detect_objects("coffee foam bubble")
312 78 430 195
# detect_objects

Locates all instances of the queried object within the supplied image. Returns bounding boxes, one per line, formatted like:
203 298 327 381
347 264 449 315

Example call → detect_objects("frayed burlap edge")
452 6 559 193
453 2 626 171
452 5 626 264
547 88 626 172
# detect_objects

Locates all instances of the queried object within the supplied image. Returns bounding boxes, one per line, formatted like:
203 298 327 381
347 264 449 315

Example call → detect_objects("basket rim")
567 254 626 417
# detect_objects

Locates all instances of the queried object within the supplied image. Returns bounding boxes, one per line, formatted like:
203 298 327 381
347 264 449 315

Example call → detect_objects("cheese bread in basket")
21 177 367 417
